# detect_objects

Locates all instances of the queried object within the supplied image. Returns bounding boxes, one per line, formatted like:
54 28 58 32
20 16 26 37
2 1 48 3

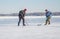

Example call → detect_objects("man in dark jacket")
18 9 27 26
45 9 52 25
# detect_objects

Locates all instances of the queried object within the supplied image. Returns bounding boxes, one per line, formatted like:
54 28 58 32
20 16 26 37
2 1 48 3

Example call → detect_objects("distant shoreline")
0 12 60 16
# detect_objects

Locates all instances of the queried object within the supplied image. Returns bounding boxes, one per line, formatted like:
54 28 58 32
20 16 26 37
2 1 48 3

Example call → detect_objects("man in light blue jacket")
45 9 52 25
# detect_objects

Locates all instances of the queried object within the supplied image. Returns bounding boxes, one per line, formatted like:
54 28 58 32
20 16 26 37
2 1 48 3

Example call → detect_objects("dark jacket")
19 10 25 17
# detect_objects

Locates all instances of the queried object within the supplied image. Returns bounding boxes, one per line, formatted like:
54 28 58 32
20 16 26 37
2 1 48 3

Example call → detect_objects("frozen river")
0 16 60 26
0 16 60 39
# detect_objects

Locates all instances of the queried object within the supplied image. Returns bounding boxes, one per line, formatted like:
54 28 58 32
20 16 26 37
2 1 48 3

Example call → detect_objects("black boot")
23 24 26 26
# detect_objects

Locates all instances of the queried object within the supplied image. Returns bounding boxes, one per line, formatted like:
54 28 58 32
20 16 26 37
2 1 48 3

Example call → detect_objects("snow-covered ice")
0 16 60 39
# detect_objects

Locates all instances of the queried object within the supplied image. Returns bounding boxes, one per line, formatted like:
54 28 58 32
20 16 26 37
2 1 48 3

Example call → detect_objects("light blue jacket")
46 11 52 17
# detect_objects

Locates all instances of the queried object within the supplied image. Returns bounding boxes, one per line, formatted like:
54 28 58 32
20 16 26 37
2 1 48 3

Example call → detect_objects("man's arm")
23 11 26 17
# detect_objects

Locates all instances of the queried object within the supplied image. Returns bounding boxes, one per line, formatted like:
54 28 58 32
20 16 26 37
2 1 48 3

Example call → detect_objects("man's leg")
22 17 25 26
45 17 48 25
45 20 48 25
48 20 50 24
18 17 21 26
48 17 51 25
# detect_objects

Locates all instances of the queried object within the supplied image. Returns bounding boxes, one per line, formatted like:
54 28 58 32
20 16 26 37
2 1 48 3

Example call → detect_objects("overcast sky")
0 0 60 14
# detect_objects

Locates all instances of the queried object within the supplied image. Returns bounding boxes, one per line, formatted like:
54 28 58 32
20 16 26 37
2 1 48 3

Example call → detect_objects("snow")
0 16 60 19
0 16 60 39
0 26 60 39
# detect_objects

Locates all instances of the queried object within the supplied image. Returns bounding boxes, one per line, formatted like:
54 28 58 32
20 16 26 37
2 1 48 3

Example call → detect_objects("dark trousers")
18 16 25 26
